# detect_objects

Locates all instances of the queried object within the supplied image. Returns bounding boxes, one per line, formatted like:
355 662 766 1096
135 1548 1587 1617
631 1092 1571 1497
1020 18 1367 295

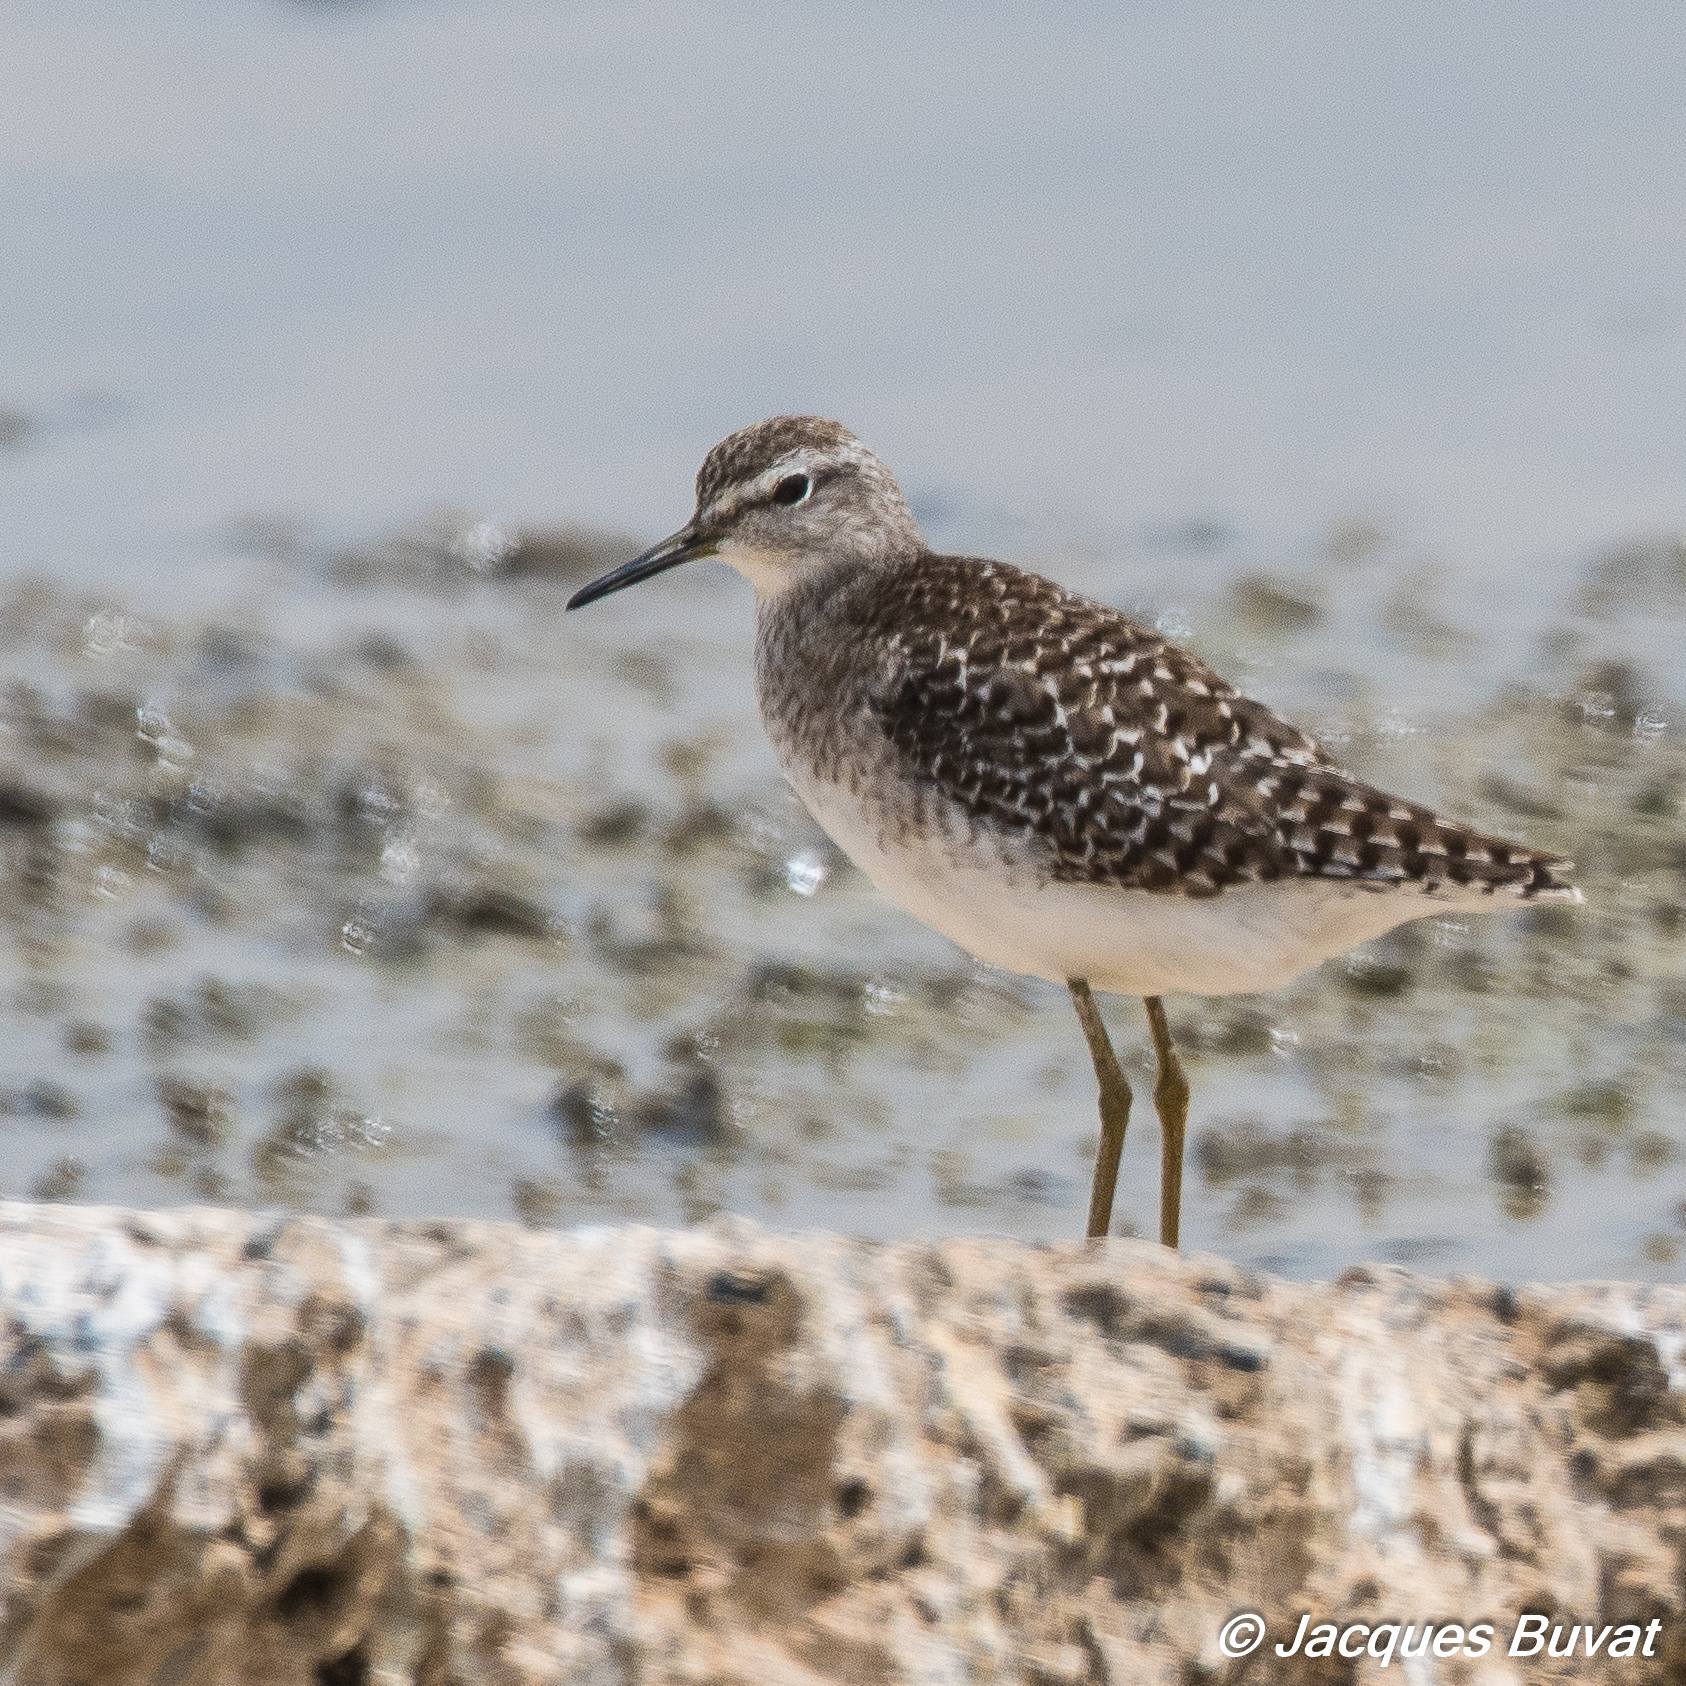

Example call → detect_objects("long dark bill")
564 526 717 611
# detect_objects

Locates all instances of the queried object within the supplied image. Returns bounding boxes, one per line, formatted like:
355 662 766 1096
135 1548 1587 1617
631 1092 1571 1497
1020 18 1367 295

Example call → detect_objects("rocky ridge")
0 1202 1682 1683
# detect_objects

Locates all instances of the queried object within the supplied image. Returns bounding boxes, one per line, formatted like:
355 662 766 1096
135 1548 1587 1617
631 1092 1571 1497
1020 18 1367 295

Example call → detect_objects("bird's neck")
751 546 918 641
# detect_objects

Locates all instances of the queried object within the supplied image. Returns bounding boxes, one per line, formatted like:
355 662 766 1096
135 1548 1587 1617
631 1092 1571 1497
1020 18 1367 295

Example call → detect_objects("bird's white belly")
788 765 1481 998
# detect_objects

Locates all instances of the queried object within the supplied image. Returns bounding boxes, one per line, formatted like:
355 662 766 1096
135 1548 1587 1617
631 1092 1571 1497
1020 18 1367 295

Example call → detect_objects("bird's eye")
771 474 811 506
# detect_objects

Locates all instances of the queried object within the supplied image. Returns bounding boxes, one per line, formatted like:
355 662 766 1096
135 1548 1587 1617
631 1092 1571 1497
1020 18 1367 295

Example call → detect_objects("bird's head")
566 415 923 610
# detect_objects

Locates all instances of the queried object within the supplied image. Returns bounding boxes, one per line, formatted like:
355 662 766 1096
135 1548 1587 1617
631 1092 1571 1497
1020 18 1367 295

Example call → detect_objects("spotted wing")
864 557 1575 898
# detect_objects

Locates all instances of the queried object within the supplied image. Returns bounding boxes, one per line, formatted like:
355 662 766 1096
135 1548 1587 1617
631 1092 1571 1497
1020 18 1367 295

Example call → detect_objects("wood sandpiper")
567 415 1582 1247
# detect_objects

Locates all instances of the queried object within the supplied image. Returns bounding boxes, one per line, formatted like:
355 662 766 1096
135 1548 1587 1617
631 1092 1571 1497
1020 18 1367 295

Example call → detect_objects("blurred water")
1 0 1683 1278
5 0 1685 577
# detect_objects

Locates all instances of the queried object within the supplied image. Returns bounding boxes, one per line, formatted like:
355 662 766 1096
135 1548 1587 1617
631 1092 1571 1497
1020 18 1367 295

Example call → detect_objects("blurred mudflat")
4 2 1684 1278
0 517 1679 1279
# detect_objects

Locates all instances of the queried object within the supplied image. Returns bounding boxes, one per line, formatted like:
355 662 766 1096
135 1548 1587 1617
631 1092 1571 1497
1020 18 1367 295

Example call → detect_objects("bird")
566 415 1582 1248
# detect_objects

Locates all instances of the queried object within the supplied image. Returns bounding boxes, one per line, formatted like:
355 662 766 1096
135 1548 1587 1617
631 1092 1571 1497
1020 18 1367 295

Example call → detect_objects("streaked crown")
691 415 923 576
564 415 925 613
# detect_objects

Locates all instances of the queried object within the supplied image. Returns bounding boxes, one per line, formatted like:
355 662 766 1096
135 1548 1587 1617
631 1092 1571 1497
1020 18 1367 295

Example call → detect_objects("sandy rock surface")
0 1203 1682 1685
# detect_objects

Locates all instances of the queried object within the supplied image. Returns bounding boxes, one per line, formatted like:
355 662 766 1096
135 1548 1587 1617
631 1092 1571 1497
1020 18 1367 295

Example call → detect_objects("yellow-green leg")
1068 979 1132 1239
1143 996 1191 1249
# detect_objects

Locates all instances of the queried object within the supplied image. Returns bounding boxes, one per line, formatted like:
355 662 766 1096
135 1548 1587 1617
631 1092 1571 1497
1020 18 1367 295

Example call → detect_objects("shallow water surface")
0 518 1680 1281
2 0 1683 1277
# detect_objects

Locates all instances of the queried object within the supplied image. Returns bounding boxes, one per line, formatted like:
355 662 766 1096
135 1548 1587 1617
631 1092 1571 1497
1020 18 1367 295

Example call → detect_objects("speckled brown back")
762 552 1576 900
